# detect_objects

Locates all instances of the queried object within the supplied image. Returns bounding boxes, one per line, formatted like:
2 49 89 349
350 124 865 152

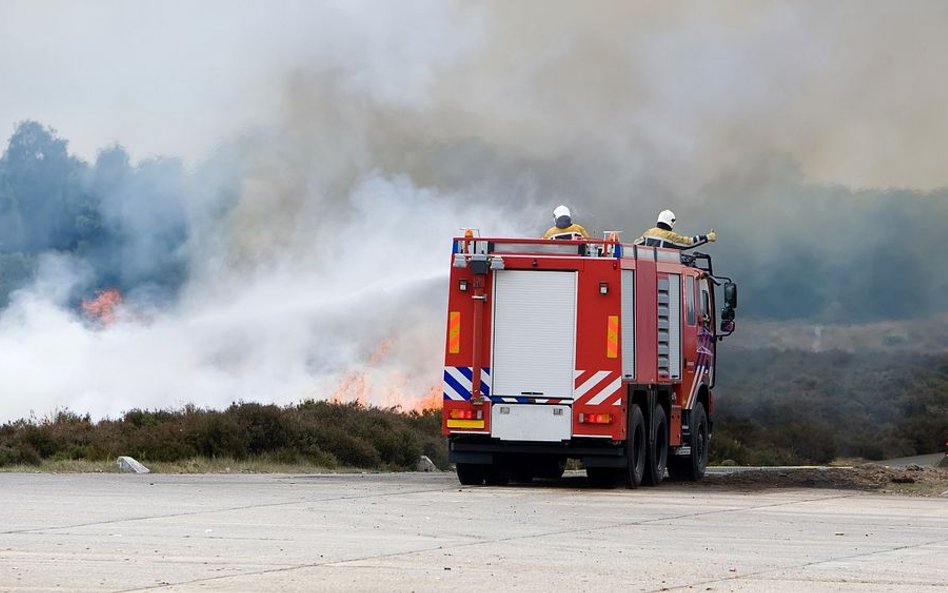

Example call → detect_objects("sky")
3 1 948 189
1 0 947 421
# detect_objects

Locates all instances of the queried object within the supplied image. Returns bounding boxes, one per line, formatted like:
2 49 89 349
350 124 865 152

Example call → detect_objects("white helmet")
553 205 573 229
657 209 676 228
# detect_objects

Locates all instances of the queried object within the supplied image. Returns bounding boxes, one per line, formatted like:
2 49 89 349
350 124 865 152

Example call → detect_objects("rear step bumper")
449 437 627 468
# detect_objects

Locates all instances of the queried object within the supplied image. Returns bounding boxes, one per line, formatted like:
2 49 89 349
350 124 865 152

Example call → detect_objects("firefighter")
543 205 590 240
634 209 716 249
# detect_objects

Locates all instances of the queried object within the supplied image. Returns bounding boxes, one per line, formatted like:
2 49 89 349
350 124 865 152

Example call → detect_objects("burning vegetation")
331 338 441 412
80 288 123 326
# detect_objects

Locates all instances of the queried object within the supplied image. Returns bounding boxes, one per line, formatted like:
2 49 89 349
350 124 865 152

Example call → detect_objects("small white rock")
417 455 438 472
115 456 150 474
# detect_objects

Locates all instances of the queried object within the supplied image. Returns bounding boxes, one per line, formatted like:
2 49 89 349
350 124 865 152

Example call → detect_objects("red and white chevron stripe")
573 369 623 406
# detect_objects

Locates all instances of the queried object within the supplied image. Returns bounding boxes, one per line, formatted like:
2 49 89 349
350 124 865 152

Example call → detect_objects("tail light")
449 409 483 420
579 413 613 424
446 407 485 429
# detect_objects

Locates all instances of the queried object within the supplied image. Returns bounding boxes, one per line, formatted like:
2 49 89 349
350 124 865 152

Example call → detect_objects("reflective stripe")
574 370 611 399
585 376 623 406
443 368 469 401
573 370 622 406
446 419 485 429
442 366 492 401
448 311 461 353
606 315 619 358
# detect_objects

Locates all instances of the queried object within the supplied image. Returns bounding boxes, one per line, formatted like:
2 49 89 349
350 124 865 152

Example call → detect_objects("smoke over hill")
1 1 947 421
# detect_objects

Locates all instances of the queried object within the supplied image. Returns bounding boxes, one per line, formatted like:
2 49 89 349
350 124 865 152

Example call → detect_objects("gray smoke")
1 1 947 421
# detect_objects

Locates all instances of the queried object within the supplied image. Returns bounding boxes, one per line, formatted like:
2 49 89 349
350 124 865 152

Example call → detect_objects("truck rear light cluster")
446 407 485 430
449 409 483 420
579 413 613 424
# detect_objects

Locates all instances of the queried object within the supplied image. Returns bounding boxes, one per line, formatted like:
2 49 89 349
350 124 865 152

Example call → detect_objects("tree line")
0 121 189 308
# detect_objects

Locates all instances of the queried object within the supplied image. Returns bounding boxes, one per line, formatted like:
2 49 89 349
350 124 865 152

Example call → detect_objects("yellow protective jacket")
543 224 589 240
634 226 709 249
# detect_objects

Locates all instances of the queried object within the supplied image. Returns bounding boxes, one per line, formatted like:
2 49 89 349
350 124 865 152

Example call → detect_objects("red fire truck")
441 232 737 487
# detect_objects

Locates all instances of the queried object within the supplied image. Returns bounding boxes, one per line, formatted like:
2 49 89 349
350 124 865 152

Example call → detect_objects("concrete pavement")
1 472 946 592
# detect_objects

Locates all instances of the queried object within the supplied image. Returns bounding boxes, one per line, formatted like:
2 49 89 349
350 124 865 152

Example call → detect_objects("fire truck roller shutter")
668 274 682 380
657 275 682 380
491 270 577 399
621 270 635 378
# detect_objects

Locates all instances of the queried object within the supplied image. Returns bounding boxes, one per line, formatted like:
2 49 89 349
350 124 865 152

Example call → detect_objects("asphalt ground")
1 471 946 592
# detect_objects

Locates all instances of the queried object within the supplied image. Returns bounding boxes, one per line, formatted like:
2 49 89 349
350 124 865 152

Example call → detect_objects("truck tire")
484 463 510 486
643 405 668 486
456 463 486 486
668 403 709 481
623 404 646 488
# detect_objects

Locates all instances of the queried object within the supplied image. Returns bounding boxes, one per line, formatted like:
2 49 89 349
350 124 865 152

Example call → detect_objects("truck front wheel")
668 403 709 481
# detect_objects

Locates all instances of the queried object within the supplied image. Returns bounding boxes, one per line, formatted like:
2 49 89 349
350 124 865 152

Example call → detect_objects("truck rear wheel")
668 403 709 481
623 404 646 488
484 463 510 486
456 463 486 486
643 405 668 486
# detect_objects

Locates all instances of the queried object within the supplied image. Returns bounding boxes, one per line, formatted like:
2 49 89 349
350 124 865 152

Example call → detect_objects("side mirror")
720 305 736 336
724 282 737 310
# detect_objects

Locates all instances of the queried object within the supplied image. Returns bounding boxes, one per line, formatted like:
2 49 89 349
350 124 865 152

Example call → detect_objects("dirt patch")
700 463 948 496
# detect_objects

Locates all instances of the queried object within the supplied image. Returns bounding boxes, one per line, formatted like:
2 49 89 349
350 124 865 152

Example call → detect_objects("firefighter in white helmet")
543 205 590 240
634 209 716 249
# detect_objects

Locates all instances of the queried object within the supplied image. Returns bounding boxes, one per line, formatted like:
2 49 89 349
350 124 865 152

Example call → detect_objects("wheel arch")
695 383 713 436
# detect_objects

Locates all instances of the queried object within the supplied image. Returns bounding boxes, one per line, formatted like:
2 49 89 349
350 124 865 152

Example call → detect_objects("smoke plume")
1 1 947 421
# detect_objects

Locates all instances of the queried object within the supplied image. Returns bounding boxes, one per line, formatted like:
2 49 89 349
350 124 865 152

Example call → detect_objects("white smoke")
2 1 948 420
0 170 525 421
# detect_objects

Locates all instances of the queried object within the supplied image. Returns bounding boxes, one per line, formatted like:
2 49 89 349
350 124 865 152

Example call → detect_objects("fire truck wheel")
644 405 669 486
623 404 647 488
456 463 486 486
484 463 510 486
668 403 709 481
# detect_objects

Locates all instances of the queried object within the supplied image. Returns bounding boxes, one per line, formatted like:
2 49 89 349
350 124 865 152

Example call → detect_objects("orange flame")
367 337 392 366
329 338 442 412
81 288 123 325
330 372 368 406
415 385 443 411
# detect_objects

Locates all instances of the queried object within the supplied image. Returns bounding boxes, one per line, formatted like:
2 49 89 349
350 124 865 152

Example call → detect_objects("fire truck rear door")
491 270 577 399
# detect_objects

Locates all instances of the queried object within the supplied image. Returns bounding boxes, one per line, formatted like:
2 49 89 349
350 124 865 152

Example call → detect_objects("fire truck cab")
441 233 737 487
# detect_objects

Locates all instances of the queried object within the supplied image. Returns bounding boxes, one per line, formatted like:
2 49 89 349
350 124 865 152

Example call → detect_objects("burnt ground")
697 460 948 496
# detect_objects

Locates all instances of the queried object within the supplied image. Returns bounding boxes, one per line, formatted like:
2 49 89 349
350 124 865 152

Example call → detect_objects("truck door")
698 276 715 386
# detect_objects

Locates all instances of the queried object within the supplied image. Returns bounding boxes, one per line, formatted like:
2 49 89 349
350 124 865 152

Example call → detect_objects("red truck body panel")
442 236 717 454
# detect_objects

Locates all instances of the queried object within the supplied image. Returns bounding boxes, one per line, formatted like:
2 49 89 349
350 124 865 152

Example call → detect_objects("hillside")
712 316 948 465
729 315 948 354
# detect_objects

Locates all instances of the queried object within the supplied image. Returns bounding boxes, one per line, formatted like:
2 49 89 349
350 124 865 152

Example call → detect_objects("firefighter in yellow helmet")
543 205 590 240
634 209 716 249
